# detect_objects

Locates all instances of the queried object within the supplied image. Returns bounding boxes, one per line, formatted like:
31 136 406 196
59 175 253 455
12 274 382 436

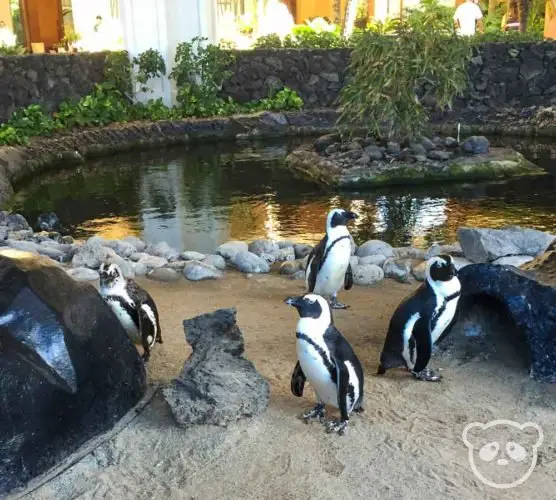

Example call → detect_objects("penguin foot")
329 297 349 310
325 419 348 435
302 403 325 423
411 368 442 382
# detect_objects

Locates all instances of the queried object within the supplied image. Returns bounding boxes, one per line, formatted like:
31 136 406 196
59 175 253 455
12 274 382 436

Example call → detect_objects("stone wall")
222 43 556 111
0 53 108 123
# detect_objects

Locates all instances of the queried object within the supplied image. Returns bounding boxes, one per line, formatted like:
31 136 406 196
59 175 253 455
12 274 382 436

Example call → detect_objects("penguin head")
99 262 124 288
426 254 458 283
284 293 331 321
327 208 358 230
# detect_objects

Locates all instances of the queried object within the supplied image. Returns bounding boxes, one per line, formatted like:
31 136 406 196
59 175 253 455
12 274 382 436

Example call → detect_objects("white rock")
248 239 280 257
395 247 427 259
203 254 227 270
67 267 100 281
71 241 110 269
7 240 39 254
167 261 188 270
383 258 412 283
183 261 223 281
356 240 395 259
217 241 249 260
131 262 148 276
137 254 168 269
181 251 206 261
232 251 270 274
424 242 463 259
353 264 384 285
276 247 295 262
359 254 387 267
147 267 181 282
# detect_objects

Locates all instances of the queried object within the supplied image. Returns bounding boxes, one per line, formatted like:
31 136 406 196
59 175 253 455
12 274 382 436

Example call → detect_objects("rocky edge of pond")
1 211 554 288
285 133 546 189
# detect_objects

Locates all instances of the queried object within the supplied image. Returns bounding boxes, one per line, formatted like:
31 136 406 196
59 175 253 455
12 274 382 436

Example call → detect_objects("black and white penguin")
377 254 461 382
99 263 163 362
285 293 364 435
305 208 358 309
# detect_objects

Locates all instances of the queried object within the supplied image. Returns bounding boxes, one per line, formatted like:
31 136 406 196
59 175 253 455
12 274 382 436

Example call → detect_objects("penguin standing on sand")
377 254 461 382
305 208 358 309
99 263 163 362
285 293 364 435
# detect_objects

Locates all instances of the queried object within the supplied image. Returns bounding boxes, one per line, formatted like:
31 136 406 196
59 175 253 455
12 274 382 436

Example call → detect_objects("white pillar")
120 0 218 106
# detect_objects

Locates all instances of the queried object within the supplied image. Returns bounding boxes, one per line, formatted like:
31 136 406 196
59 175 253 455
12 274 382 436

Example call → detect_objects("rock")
217 241 249 260
36 212 64 233
67 267 100 281
183 261 223 281
425 242 463 259
6 213 30 231
278 240 294 249
387 141 401 155
462 136 489 155
147 267 181 282
8 229 33 241
203 254 227 270
71 240 110 269
421 137 436 151
104 240 137 259
294 243 313 259
383 258 412 283
167 260 188 270
453 256 473 270
325 143 340 155
364 145 384 161
359 254 387 267
258 252 276 265
280 260 302 275
0 250 146 496
410 143 427 156
232 251 270 274
291 270 306 280
162 308 269 428
105 254 135 279
36 244 67 262
444 137 458 148
346 141 363 151
350 256 359 268
394 247 427 260
356 240 395 259
131 262 148 276
129 252 145 262
314 133 340 153
427 150 451 161
492 255 535 267
6 240 39 254
61 236 74 245
248 239 280 257
457 226 555 263
276 246 295 262
137 254 168 269
121 236 146 252
0 227 6 241
412 261 427 281
181 251 206 261
455 263 556 383
353 264 384 285
146 241 179 261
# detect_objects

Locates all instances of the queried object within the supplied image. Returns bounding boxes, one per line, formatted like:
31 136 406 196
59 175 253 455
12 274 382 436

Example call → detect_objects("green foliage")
404 0 455 34
132 48 166 92
283 25 347 48
339 19 471 141
0 125 25 145
102 51 132 96
0 44 25 55
253 34 283 49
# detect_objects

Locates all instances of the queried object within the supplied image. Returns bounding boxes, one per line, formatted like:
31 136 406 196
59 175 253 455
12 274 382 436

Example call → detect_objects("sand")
25 273 556 500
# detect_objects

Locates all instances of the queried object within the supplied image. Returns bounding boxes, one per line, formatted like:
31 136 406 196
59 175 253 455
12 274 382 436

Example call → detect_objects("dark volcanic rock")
163 308 269 428
462 135 490 155
0 250 146 496
455 263 556 382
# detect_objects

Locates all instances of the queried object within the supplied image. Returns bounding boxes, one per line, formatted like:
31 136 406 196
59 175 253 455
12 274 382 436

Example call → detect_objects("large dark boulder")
0 250 147 496
453 263 556 382
163 308 269 428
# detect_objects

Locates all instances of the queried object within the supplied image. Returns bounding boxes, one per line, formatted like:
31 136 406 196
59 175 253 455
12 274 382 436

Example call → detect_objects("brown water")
12 138 556 253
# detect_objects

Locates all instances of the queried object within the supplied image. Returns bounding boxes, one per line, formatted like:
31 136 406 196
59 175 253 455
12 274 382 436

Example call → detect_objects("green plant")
9 105 57 136
0 44 25 55
62 27 81 48
132 48 166 93
404 0 456 34
253 34 284 49
284 25 347 48
0 124 25 145
102 51 132 97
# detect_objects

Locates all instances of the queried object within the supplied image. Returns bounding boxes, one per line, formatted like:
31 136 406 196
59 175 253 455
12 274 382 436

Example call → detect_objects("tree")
517 0 530 31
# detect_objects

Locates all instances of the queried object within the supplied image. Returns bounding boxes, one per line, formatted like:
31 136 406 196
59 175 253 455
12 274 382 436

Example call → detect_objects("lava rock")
147 267 181 282
456 263 556 382
383 258 413 283
0 250 146 496
181 251 206 261
232 251 270 274
353 264 384 285
162 308 269 428
183 261 223 281
462 136 490 155
492 255 535 267
217 241 249 260
458 226 555 263
294 243 313 259
66 267 100 281
356 240 395 259
36 212 65 233
203 254 227 270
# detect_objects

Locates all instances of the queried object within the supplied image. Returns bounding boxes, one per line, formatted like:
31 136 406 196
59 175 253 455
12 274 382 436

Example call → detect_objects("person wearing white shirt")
453 0 484 37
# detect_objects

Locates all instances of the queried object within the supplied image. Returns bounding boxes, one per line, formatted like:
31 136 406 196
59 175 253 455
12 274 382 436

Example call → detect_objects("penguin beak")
284 296 303 308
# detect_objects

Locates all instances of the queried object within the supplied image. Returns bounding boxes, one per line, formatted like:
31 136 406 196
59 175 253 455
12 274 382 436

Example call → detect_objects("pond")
12 137 556 254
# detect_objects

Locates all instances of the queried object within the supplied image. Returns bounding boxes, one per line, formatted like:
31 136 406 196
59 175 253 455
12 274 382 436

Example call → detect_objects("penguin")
98 262 163 362
285 293 364 435
377 254 461 382
305 208 358 309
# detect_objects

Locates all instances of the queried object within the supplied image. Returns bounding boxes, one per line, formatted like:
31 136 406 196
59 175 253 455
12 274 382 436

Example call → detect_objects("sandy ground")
26 273 556 500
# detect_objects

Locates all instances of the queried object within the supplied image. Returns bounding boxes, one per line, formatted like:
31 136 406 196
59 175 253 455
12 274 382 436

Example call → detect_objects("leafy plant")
0 124 25 145
0 44 25 55
404 0 455 34
9 105 57 136
132 48 166 93
283 25 347 48
252 34 283 49
102 51 132 97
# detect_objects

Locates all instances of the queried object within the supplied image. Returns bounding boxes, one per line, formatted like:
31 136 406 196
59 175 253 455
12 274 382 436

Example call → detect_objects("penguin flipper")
334 359 351 421
290 361 306 397
138 305 156 362
344 263 353 291
412 318 432 373
306 237 327 292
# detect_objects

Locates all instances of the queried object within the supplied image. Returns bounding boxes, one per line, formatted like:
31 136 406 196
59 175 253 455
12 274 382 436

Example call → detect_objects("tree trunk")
488 0 499 15
518 0 529 31
333 0 342 24
343 0 359 37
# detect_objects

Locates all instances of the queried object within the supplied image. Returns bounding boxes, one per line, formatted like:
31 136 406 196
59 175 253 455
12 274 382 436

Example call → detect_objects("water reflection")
12 139 556 253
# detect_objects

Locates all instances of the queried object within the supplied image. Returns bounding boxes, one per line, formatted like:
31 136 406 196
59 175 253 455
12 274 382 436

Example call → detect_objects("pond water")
12 137 556 253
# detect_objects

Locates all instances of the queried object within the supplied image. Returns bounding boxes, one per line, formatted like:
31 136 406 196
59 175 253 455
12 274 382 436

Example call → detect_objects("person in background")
93 15 103 33
453 0 484 36
501 0 520 31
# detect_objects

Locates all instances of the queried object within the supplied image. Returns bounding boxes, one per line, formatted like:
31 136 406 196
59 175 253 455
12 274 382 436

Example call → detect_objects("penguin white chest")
431 296 459 344
314 238 351 296
107 299 141 344
297 338 338 408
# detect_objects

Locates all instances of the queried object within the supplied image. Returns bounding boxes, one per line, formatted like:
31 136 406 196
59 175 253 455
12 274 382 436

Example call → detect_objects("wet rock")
353 264 384 285
359 254 387 267
387 141 401 155
280 260 302 275
121 236 146 252
314 133 340 153
356 240 395 259
6 213 30 231
163 308 269 427
444 137 458 148
493 255 535 267
203 254 227 270
425 242 463 259
457 226 555 263
36 212 64 233
67 267 100 281
427 150 451 161
217 241 249 260
147 267 181 282
421 137 436 151
146 241 179 261
8 230 33 241
181 251 206 261
248 239 280 258
462 136 489 155
456 263 556 382
383 258 413 283
183 261 223 281
0 250 146 496
232 251 270 274
294 243 313 259
276 246 295 262
137 254 168 269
